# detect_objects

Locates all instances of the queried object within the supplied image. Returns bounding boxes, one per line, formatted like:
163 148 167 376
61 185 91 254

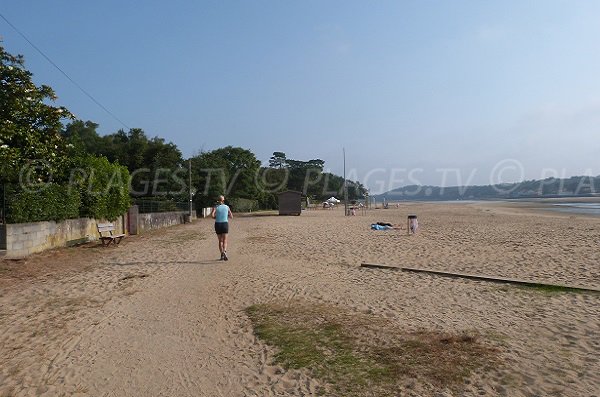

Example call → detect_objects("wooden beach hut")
278 190 302 216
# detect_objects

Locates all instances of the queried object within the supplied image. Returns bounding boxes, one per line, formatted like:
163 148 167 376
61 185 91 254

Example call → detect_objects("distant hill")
374 175 600 201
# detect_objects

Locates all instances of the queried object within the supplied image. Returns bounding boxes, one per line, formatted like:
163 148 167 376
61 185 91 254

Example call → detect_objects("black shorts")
215 222 229 234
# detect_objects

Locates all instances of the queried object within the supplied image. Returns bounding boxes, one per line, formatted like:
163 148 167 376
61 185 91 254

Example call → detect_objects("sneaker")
220 252 225 261
223 252 228 261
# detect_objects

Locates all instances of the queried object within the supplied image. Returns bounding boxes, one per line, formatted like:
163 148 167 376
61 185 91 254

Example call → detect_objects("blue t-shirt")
215 204 230 223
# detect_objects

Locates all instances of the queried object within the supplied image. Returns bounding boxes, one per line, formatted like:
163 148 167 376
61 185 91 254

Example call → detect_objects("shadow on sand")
106 260 223 266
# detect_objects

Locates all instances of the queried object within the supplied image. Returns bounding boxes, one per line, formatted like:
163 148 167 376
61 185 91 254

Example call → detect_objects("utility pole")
343 147 348 216
189 159 193 218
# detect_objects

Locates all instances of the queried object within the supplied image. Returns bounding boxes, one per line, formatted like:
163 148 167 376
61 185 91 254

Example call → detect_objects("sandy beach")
1 201 599 396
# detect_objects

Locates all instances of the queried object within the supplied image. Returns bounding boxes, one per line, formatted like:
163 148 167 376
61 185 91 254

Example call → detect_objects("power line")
0 12 130 130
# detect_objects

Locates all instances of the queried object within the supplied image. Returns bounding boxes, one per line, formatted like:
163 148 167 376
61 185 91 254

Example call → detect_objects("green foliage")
286 158 325 171
73 155 131 220
0 45 131 223
62 120 102 156
63 123 185 197
0 44 75 184
6 184 80 223
228 198 259 212
1 43 367 220
255 167 287 210
259 152 368 209
269 151 287 168
191 146 262 208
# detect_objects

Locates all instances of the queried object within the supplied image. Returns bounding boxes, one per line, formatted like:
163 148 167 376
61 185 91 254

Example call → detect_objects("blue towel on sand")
371 224 392 230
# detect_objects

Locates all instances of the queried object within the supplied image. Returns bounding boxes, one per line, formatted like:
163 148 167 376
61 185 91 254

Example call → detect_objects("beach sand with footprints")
1 201 599 396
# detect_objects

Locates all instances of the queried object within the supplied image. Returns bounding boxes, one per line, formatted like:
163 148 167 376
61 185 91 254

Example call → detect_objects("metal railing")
133 199 194 214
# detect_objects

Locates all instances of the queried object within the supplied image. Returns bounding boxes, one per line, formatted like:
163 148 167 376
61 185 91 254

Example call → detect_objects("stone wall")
137 211 189 234
1 210 196 258
3 216 125 258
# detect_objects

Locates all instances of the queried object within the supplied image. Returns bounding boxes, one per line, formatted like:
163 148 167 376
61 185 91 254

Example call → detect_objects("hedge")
6 184 81 223
76 155 130 221
228 197 259 212
5 155 131 223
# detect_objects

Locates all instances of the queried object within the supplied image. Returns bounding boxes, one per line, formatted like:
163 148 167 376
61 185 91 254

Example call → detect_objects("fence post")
0 183 5 224
128 205 139 235
0 184 6 250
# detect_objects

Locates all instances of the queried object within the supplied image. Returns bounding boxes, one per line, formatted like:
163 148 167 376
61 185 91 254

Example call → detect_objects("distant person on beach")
212 195 233 261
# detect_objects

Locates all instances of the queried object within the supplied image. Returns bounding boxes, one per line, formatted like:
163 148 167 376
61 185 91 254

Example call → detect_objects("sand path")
1 220 321 397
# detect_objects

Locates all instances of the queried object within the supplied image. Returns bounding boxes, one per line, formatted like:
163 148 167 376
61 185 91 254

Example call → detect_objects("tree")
262 153 366 203
269 151 287 168
284 158 324 195
143 136 185 197
0 45 134 222
62 120 103 156
63 123 185 197
96 129 185 196
191 146 262 208
0 43 74 183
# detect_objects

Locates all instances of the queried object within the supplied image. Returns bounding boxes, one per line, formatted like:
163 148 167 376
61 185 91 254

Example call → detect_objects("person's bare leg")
217 234 224 258
222 234 228 260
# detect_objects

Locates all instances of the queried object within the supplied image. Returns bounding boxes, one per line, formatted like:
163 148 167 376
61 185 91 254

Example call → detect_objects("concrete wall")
2 210 196 258
201 207 213 218
138 211 189 234
4 216 125 258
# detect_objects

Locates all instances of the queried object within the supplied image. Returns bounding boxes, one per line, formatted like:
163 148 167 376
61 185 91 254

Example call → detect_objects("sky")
2 1 600 193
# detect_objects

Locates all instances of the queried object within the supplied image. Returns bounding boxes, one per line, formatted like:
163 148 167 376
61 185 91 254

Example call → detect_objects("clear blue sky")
2 1 600 192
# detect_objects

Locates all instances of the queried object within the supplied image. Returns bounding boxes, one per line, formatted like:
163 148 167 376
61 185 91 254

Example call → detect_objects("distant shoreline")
378 197 600 217
535 201 600 216
378 194 600 202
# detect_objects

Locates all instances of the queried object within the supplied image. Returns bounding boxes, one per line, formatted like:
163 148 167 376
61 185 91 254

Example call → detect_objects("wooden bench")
97 223 125 246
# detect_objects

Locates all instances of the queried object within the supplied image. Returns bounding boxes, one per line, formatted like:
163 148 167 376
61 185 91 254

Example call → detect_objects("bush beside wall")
5 155 131 223
6 184 80 223
76 155 131 221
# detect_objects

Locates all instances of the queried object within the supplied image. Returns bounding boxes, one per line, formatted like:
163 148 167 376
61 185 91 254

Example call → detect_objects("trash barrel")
407 215 418 235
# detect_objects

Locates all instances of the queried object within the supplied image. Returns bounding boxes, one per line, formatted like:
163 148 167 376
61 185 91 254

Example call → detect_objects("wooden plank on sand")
360 263 600 293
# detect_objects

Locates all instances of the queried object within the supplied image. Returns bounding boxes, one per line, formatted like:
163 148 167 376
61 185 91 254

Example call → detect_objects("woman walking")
212 195 233 260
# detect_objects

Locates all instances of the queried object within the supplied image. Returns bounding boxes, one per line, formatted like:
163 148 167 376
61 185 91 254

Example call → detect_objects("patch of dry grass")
246 302 500 396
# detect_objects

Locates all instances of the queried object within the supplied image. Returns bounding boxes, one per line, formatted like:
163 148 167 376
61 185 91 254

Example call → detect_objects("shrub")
228 197 259 212
75 155 130 220
6 183 80 223
4 155 130 223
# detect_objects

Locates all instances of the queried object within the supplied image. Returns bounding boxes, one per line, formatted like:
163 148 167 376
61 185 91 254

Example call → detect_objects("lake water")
545 202 600 216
